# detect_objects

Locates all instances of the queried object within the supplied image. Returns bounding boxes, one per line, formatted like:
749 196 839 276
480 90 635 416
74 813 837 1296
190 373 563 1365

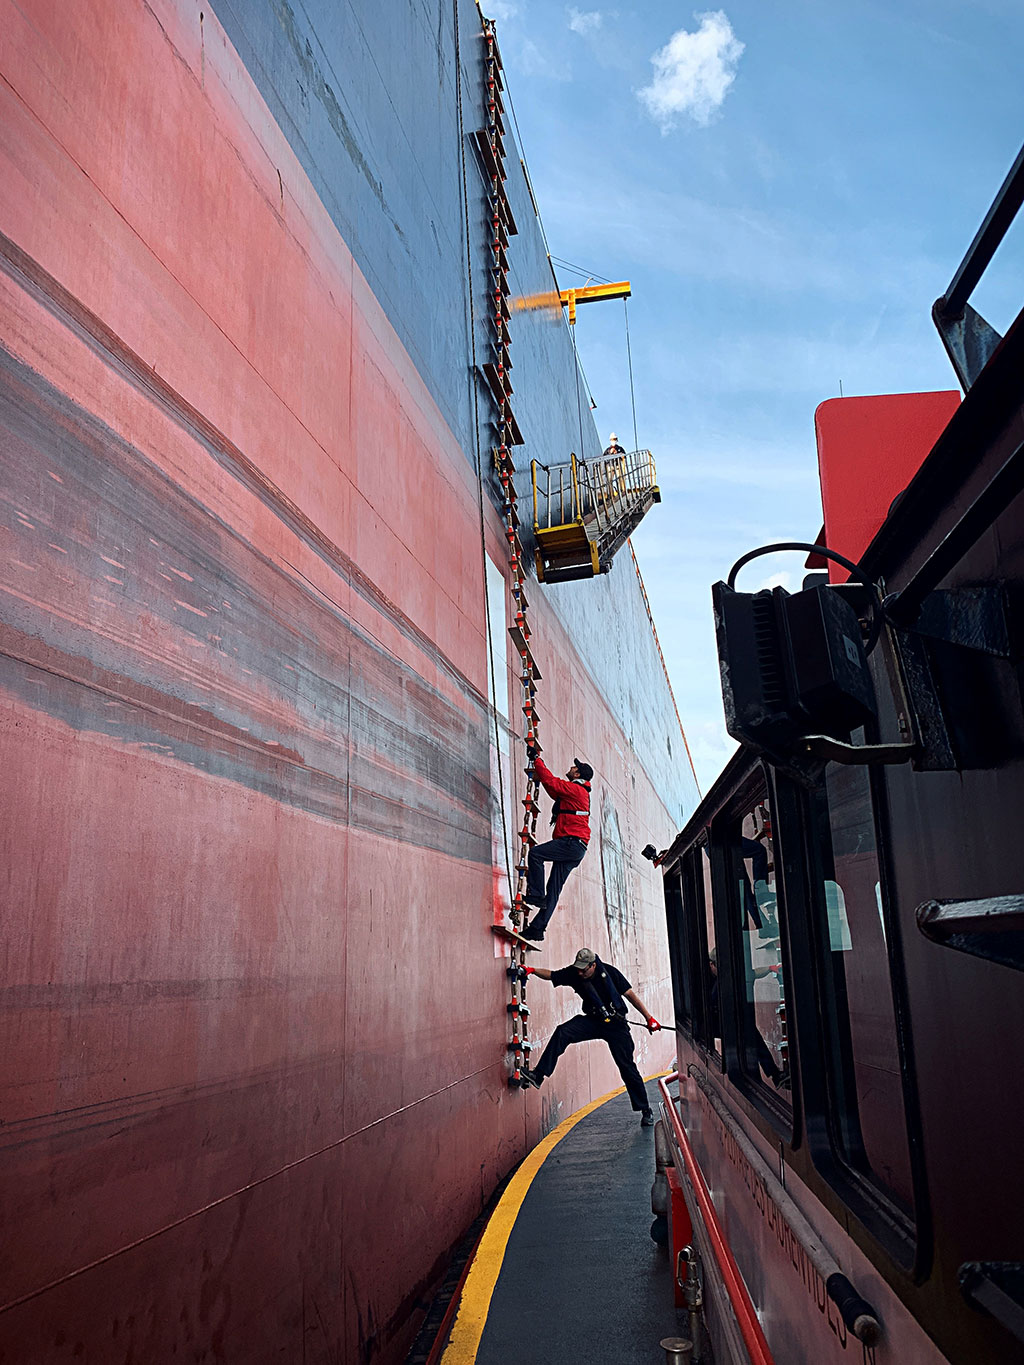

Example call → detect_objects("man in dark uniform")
519 947 662 1126
521 746 592 942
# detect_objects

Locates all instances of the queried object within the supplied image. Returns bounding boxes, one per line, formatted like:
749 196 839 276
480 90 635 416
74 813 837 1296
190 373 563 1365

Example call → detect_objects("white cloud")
639 11 744 131
568 8 603 36
487 1 518 21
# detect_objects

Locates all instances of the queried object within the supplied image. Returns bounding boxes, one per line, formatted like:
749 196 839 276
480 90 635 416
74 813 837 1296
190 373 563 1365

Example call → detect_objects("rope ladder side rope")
483 19 543 1090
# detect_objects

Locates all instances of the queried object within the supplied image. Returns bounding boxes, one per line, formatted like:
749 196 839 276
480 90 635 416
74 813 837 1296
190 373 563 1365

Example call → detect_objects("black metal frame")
662 744 924 1272
932 142 1024 391
786 757 923 1273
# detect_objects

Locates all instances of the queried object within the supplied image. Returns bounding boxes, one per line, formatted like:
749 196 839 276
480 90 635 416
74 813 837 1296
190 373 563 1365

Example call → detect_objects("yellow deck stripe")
439 1070 667 1364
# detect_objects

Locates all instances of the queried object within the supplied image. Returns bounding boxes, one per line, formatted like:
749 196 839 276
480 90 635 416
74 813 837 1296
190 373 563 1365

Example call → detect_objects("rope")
481 16 545 1089
454 0 515 907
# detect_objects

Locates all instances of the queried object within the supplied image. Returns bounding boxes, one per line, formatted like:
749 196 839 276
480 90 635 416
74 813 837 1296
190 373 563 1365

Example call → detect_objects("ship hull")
0 2 697 1360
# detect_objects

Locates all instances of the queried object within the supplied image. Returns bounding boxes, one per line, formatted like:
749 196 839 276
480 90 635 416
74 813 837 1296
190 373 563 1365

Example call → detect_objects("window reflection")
817 761 913 1214
700 843 720 1056
732 795 789 1093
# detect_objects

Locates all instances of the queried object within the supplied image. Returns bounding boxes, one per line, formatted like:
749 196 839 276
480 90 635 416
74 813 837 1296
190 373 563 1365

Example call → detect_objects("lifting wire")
571 319 586 460
624 298 639 457
483 17 544 1089
617 303 700 791
549 255 612 284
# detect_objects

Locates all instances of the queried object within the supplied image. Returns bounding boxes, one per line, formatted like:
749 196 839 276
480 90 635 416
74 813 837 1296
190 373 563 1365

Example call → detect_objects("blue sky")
489 1 1024 792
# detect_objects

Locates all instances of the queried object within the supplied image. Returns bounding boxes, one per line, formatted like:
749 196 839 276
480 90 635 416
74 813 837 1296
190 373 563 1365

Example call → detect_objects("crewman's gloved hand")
525 741 540 761
524 966 535 976
647 1017 661 1033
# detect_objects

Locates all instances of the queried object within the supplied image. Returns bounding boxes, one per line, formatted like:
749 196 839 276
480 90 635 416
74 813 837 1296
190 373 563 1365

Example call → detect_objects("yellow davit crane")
510 281 632 320
526 277 659 583
558 280 631 324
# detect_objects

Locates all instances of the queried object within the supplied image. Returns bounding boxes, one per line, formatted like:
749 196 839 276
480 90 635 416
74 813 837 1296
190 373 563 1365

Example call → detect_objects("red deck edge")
658 1074 776 1365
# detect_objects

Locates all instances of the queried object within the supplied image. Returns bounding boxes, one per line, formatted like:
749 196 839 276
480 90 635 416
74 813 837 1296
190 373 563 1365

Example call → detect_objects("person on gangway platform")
518 948 662 1126
520 744 592 942
602 431 626 457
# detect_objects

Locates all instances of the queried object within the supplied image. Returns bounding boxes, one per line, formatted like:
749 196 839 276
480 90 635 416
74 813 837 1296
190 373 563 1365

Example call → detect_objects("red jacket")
534 757 591 843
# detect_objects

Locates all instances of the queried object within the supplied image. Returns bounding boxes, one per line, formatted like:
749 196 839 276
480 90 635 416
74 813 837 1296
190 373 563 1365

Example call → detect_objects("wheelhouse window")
664 861 692 1028
727 789 789 1095
664 838 715 1045
666 836 720 1055
811 758 914 1218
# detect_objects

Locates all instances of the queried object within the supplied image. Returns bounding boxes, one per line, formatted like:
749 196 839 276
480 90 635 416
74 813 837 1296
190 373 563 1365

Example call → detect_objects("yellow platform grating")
532 449 660 582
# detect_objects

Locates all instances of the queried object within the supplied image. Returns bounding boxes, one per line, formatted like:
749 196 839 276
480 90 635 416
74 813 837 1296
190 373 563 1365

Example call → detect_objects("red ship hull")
0 3 694 1359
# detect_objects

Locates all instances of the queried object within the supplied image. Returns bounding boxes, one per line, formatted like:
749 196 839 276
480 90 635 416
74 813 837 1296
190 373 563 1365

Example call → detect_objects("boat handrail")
932 140 1024 389
936 141 1024 323
657 1074 776 1365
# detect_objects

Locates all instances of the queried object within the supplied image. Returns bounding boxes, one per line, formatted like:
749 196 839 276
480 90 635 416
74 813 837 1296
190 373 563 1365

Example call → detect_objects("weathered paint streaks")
0 1 689 1361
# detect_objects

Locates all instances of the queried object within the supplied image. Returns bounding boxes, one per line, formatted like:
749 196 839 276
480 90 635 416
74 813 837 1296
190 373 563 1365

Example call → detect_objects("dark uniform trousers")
532 1014 650 1111
525 835 587 934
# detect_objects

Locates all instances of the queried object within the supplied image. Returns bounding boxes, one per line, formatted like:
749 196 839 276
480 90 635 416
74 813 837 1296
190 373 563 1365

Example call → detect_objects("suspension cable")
549 254 612 284
570 320 587 459
624 298 639 455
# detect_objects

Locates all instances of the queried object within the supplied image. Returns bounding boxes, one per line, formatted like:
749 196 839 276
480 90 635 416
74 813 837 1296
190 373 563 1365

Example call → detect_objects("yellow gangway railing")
532 452 583 530
531 448 659 582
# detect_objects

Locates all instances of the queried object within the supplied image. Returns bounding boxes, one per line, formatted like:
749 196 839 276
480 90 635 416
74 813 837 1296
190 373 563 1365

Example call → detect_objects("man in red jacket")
520 744 593 941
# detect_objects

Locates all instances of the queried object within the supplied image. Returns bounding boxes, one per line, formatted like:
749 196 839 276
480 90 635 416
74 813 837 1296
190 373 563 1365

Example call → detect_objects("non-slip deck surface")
475 1081 689 1364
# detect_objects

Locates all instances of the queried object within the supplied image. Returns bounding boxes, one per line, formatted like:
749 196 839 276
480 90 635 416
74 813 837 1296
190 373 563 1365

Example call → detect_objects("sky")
486 0 1024 793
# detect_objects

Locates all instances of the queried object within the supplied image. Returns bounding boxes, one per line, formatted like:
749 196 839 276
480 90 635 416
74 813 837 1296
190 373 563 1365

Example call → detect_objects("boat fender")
826 1273 882 1346
651 1119 671 1218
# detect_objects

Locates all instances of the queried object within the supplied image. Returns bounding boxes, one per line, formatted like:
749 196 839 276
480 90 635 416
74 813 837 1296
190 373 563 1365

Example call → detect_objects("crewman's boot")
519 1065 543 1089
640 1109 655 1127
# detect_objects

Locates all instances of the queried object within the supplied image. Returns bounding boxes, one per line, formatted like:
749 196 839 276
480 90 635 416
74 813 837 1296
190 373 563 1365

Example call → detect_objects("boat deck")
438 1078 695 1364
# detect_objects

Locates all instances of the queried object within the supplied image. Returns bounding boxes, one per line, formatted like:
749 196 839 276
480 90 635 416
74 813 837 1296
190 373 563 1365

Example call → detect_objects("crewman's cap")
574 757 594 782
608 432 618 442
573 948 597 970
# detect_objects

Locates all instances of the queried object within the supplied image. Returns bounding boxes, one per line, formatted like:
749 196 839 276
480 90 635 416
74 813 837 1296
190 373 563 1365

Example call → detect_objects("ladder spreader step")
491 924 540 952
